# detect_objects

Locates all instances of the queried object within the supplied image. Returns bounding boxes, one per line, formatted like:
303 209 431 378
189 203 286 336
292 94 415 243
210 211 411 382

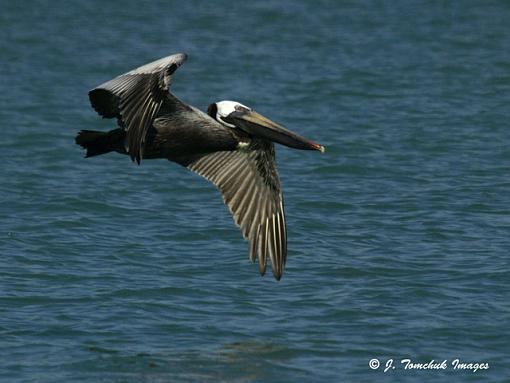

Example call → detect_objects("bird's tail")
75 129 126 158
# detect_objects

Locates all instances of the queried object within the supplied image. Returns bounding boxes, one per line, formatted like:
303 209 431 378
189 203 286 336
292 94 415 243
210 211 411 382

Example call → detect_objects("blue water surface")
1 1 509 382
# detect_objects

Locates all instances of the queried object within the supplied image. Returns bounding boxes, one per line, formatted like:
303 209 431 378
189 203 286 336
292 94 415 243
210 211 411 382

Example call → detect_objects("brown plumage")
76 53 324 280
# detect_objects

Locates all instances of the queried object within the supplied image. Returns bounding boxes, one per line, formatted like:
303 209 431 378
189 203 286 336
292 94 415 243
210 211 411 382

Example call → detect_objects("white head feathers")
215 100 251 127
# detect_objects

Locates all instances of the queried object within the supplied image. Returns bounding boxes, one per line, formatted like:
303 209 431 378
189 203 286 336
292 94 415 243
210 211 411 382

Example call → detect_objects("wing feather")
88 53 188 163
186 141 287 280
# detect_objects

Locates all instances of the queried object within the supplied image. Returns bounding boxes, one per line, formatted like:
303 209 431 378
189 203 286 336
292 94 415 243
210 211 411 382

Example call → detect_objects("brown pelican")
75 53 324 280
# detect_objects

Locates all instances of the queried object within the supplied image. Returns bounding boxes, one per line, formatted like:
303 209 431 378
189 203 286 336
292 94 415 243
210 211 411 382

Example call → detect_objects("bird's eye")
234 105 250 113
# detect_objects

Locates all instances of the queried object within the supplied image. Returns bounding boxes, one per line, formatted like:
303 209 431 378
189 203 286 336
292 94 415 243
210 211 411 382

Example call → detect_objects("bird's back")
147 101 240 161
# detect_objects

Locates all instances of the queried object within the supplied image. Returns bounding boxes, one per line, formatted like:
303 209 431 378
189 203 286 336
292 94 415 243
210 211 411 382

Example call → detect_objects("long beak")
226 110 325 152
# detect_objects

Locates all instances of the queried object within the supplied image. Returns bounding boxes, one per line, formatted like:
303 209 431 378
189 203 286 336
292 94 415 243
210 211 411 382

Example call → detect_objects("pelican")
75 53 324 280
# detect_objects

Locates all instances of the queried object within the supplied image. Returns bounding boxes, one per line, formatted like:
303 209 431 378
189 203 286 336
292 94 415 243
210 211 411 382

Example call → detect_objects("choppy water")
1 1 509 382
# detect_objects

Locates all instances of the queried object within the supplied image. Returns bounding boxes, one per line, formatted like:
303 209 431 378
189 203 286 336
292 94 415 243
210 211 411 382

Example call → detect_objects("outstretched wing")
88 53 188 163
185 140 287 280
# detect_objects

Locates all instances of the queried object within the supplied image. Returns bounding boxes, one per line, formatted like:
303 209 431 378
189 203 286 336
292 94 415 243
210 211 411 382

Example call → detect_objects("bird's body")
76 53 324 280
132 105 240 161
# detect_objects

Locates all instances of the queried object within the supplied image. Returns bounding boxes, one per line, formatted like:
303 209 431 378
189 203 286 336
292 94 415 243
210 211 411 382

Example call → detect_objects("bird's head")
207 100 325 152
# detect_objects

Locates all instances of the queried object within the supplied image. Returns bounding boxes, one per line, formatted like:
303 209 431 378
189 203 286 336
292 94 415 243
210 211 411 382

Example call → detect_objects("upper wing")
88 53 188 163
184 140 287 280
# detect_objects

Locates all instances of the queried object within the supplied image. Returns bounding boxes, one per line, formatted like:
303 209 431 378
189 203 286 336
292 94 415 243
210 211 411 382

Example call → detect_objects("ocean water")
1 1 509 382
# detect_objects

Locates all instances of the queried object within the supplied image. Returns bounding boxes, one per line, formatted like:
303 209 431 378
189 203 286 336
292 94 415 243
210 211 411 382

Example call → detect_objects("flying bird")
75 53 324 280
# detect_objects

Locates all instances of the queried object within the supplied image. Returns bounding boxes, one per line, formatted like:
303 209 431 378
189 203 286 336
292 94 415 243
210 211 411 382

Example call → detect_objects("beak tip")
312 143 325 153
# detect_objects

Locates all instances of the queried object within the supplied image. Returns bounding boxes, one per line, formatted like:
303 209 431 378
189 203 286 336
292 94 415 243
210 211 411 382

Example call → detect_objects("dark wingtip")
89 88 120 118
130 154 141 165
272 269 282 281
